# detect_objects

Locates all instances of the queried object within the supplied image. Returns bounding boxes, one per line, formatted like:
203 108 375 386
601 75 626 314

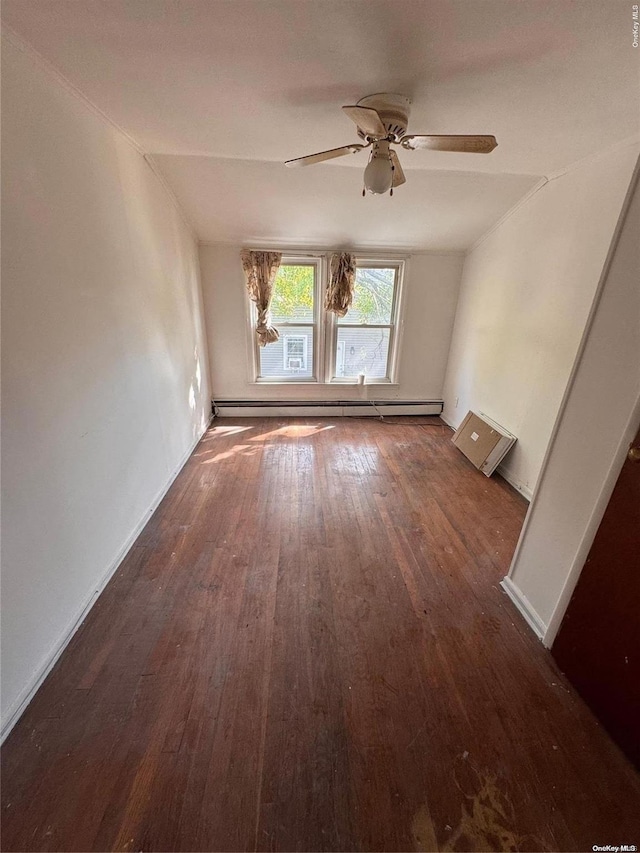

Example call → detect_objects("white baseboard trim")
496 464 533 501
216 402 443 418
439 413 458 431
0 416 212 744
500 576 547 642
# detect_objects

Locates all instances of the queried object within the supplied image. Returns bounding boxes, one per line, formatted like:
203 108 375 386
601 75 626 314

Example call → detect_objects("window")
250 256 404 384
283 335 308 371
255 261 319 381
331 262 402 382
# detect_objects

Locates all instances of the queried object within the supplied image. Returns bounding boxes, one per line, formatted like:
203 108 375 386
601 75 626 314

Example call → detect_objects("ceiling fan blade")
285 144 367 168
342 105 387 138
390 150 406 187
401 134 498 153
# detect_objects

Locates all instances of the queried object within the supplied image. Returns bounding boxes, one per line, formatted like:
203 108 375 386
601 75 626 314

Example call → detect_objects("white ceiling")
3 0 639 248
153 155 538 250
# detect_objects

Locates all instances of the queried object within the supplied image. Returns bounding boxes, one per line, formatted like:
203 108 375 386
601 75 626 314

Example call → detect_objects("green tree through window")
349 267 395 324
270 265 314 322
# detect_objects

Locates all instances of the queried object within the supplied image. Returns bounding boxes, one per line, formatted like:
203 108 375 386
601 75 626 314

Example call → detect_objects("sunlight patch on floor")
248 424 335 441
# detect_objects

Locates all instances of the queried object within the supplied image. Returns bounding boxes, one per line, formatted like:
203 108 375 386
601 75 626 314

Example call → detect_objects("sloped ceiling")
2 0 638 249
152 156 538 250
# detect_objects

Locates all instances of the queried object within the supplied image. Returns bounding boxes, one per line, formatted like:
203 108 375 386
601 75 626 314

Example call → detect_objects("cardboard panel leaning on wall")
0 35 211 735
441 142 639 499
199 244 464 402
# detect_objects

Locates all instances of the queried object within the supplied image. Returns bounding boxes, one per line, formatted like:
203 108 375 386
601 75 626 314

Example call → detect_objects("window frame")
250 255 324 384
247 253 405 385
325 258 405 385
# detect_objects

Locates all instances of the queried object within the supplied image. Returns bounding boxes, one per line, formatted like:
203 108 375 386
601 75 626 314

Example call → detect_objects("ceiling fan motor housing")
356 93 411 141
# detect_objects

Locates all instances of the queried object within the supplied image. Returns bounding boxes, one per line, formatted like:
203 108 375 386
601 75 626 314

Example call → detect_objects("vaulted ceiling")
3 0 638 249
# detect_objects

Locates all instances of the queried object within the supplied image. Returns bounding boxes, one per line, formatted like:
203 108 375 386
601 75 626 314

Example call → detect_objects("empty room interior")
1 1 640 851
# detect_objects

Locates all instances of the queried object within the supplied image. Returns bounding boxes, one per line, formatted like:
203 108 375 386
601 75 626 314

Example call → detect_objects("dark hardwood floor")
2 417 639 852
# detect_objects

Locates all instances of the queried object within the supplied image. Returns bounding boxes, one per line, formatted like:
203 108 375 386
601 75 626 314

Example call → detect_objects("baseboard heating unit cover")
213 400 443 417
451 410 516 476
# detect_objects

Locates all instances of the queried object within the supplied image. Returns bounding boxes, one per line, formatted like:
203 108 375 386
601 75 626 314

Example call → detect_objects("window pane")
336 327 390 379
259 326 314 379
269 265 315 324
338 267 395 325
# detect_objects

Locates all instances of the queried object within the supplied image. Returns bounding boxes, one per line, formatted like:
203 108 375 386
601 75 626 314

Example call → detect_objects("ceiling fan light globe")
364 155 393 194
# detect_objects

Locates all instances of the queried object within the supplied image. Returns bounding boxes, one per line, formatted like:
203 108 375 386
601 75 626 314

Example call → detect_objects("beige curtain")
325 252 356 317
241 250 282 346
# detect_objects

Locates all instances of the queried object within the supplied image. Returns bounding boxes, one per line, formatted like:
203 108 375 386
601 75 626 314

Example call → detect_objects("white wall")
1 37 211 734
505 158 640 640
200 244 464 402
442 143 639 498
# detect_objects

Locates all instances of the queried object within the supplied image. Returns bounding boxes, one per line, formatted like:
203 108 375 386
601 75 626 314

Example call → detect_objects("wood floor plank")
2 417 640 852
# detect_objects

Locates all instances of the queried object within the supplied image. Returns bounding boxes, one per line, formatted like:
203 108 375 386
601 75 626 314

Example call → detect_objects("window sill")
253 379 319 385
250 380 400 387
328 379 397 386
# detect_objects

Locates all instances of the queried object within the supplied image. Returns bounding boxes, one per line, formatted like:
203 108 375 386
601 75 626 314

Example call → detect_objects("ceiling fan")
285 93 497 196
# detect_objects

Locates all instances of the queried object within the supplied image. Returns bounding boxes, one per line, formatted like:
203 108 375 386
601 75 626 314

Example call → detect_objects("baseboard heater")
213 400 443 418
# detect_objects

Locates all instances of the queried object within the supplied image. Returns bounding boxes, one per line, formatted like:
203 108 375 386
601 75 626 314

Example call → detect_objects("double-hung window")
331 261 402 382
251 255 404 384
254 258 320 382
